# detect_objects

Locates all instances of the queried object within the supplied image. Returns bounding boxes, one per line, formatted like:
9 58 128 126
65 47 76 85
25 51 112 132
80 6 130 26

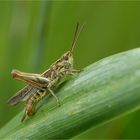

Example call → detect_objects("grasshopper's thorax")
42 51 73 89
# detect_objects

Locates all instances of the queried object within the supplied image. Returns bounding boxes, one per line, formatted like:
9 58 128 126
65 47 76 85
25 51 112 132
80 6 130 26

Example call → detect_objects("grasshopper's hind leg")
21 90 46 122
11 69 50 90
21 111 27 122
21 97 36 122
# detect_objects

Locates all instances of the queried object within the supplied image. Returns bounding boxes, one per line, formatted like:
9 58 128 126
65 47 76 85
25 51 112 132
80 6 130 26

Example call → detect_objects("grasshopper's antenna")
70 22 85 52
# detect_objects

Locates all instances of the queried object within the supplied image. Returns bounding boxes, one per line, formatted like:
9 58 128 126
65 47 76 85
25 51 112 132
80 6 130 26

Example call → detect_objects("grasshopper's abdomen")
25 90 46 116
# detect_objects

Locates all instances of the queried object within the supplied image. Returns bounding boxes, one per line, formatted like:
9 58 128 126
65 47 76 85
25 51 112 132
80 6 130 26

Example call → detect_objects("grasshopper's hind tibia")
21 90 46 122
21 89 61 122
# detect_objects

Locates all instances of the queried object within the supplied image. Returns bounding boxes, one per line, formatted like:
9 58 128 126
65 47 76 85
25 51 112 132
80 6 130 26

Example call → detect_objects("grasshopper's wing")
7 85 35 106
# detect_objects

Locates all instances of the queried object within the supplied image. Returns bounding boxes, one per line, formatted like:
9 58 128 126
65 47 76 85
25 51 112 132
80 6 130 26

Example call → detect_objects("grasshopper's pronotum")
7 23 84 122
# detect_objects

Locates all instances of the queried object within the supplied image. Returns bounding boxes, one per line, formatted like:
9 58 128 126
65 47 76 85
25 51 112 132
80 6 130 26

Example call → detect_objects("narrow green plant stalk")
1 48 140 139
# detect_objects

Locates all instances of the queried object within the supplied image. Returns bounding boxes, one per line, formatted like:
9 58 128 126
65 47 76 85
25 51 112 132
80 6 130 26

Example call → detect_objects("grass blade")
1 48 140 139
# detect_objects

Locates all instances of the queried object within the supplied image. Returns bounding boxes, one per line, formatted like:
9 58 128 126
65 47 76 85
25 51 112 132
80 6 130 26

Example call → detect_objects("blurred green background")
0 1 140 139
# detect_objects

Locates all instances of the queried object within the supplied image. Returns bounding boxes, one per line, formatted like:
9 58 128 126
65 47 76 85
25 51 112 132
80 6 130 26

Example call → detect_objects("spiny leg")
48 88 61 107
21 111 27 122
21 90 46 122
21 96 35 122
21 106 36 122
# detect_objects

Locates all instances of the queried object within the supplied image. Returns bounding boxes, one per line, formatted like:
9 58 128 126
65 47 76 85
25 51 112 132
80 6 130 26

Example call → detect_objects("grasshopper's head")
61 51 73 68
60 23 84 68
57 23 84 71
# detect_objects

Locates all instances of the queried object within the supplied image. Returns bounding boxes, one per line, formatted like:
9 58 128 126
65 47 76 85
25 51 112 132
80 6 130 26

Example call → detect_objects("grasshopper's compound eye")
63 51 72 61
63 54 69 60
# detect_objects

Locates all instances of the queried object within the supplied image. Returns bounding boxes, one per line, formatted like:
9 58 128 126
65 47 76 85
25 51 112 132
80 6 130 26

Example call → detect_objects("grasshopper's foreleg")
48 88 61 106
11 69 50 90
69 69 81 76
72 69 81 73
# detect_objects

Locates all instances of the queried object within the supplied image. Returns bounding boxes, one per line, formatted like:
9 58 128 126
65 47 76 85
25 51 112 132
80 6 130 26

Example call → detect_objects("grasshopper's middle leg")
48 88 61 107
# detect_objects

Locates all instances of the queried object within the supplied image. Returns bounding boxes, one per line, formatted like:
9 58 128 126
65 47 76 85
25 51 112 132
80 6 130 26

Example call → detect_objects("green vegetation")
1 48 140 139
1 1 140 139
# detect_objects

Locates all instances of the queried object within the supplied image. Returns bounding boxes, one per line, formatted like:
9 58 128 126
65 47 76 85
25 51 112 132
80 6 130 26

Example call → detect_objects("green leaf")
1 48 140 139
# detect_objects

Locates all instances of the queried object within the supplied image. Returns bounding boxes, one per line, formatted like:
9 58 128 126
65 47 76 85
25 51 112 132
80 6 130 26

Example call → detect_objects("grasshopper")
7 23 84 122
